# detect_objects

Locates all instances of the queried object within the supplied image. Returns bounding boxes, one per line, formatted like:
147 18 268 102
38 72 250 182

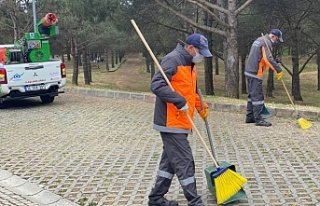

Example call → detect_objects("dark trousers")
246 76 264 122
148 132 204 206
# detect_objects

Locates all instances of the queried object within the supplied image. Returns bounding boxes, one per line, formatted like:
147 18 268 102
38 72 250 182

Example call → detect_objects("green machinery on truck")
0 13 58 64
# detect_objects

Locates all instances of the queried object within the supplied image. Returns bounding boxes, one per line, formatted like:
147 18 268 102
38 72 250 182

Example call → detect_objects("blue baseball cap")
185 33 212 57
270 29 284 42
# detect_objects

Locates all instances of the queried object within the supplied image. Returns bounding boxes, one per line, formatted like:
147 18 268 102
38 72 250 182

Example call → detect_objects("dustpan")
198 89 247 204
204 162 248 204
261 104 272 119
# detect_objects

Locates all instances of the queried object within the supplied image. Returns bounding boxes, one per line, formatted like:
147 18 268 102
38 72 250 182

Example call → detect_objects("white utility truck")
0 12 66 105
0 60 66 104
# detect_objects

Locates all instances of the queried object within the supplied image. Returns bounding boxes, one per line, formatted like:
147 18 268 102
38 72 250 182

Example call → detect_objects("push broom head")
297 117 312 129
212 167 247 204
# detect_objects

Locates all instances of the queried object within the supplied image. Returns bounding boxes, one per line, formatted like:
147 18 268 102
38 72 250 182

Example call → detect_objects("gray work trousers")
246 76 264 122
148 132 204 206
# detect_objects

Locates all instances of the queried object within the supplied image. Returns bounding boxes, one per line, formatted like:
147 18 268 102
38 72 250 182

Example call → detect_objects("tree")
304 1 320 91
269 0 319 101
153 0 254 98
0 0 38 43
126 0 184 66
52 0 124 85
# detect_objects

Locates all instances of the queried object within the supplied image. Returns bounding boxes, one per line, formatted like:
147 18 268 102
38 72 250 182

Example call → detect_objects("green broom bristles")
213 167 247 204
297 117 312 130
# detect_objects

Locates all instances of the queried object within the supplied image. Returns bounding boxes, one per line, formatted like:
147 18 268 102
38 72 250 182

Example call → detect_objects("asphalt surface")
0 88 319 206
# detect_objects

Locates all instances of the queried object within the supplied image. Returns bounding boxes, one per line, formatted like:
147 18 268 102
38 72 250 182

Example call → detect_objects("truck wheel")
40 95 55 103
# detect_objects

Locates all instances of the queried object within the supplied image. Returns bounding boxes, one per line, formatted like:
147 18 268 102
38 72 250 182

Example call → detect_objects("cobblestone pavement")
0 185 37 206
0 90 319 206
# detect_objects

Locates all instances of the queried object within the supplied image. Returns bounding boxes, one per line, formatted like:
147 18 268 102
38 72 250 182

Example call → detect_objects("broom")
280 78 312 129
261 33 312 130
131 19 247 204
185 109 247 205
198 89 248 204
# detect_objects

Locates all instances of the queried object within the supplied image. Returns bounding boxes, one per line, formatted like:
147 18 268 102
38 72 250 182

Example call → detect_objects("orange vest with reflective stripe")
166 65 197 130
257 46 278 77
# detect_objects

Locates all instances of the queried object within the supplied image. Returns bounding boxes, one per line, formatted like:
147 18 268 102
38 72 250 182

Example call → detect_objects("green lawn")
63 54 320 111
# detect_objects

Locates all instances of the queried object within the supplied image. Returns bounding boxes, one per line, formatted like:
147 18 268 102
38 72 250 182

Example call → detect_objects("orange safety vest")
257 46 278 78
165 65 207 130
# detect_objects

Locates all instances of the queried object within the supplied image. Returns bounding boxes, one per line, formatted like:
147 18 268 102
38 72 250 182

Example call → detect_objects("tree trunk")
88 52 92 82
266 70 274 97
105 49 109 71
215 55 219 75
78 52 82 66
83 50 90 85
203 9 214 95
91 52 95 62
150 61 155 80
240 53 246 94
111 50 115 68
115 53 119 65
10 12 19 42
146 53 151 73
71 37 78 85
224 30 239 98
266 33 278 97
224 1 239 98
318 49 320 91
291 32 303 101
204 57 214 95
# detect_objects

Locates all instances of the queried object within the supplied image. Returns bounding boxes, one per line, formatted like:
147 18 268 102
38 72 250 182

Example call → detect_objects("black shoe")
255 120 272 127
245 117 255 123
148 198 179 206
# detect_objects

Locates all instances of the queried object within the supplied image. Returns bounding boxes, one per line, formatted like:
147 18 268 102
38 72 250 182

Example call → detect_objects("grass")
63 54 320 112
64 54 151 93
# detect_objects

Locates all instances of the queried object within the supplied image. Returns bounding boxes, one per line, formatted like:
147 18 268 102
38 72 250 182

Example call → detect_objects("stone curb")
0 169 79 206
63 87 320 121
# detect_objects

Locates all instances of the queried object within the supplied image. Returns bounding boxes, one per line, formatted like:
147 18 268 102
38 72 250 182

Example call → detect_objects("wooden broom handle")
186 114 219 167
280 79 297 111
131 20 173 91
131 19 219 168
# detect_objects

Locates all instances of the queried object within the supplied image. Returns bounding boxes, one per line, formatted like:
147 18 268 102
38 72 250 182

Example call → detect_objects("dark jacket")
245 34 282 79
150 43 207 134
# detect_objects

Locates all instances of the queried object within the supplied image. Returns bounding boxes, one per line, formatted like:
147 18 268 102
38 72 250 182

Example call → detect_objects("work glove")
199 108 209 120
276 71 283 80
179 104 188 113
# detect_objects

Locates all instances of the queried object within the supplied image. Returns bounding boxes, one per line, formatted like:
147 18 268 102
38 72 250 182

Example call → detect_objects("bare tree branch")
295 3 312 28
185 0 231 28
299 51 317 74
185 0 229 15
235 0 254 16
155 0 226 36
280 62 293 76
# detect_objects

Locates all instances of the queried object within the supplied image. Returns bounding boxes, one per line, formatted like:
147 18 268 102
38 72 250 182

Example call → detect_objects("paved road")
0 89 319 206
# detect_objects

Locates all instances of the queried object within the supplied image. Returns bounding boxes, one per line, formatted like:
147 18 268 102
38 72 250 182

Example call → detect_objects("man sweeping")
244 29 284 127
148 33 212 206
